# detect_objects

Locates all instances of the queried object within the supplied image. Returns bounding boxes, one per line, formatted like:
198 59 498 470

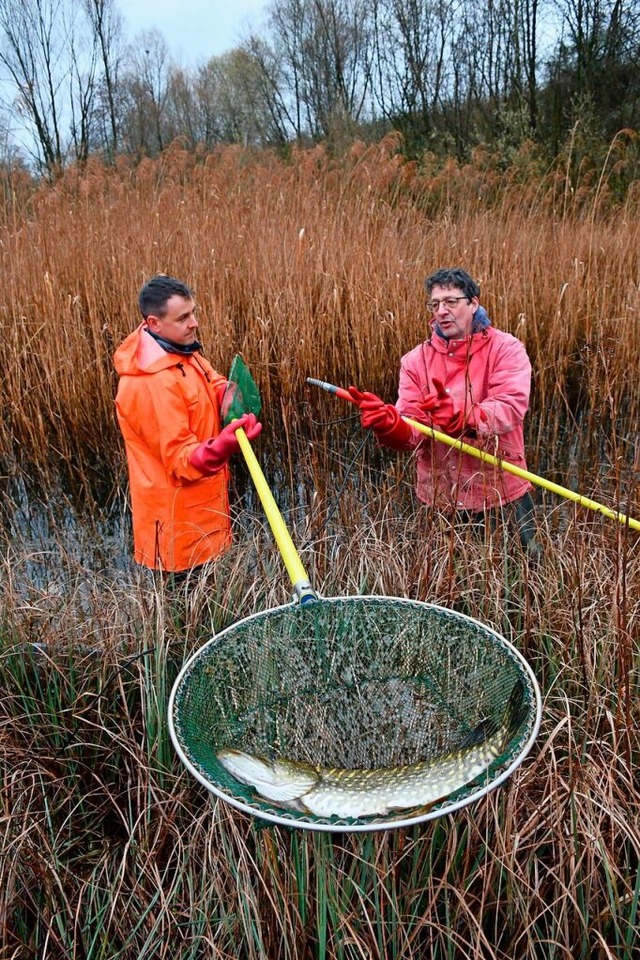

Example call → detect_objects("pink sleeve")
475 337 531 437
395 348 431 446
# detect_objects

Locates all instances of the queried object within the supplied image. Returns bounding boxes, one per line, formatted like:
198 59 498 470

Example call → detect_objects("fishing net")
169 595 541 833
221 354 262 426
171 355 540 831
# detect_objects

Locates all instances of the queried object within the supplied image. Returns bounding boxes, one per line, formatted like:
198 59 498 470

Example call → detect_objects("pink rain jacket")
396 326 533 512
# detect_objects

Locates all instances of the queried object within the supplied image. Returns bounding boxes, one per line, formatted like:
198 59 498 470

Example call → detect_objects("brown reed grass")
0 136 638 957
0 135 638 503
0 503 637 957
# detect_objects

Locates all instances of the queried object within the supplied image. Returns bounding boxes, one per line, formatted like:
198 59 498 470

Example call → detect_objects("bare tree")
120 29 173 155
522 0 543 132
306 0 374 138
67 5 100 165
82 0 124 160
205 49 280 146
161 51 276 150
242 32 301 142
0 0 99 173
419 0 548 152
259 0 314 137
371 0 458 143
256 0 374 141
545 0 640 144
164 66 202 147
0 0 66 171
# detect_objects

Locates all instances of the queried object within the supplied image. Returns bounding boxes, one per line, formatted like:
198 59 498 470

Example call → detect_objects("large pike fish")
217 678 528 819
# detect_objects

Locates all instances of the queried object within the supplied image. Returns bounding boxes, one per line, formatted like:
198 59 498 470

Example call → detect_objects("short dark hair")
138 275 194 319
424 268 480 301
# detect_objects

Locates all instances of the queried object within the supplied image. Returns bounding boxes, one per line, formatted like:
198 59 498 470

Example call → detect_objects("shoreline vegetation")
0 139 638 957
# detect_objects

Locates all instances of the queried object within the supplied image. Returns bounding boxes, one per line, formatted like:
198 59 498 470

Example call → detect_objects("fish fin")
458 717 498 750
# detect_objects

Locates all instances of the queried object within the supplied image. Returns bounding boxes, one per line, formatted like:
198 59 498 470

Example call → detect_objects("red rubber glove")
190 413 262 474
419 392 441 414
347 386 413 450
416 378 464 435
420 380 489 437
418 379 452 421
460 406 488 438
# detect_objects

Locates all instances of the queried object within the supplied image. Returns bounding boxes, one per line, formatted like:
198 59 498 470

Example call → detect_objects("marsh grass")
0 137 638 956
1 490 638 958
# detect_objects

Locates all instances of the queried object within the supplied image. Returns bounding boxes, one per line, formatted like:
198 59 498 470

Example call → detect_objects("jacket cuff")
375 416 414 451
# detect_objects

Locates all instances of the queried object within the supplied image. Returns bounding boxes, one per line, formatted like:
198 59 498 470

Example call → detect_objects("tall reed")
0 136 638 957
0 137 638 502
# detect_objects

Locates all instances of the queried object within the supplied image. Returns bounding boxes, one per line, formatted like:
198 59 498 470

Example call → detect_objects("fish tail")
459 677 527 751
503 676 528 743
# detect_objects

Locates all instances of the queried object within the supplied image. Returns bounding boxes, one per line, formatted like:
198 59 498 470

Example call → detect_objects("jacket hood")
114 323 184 376
428 324 494 358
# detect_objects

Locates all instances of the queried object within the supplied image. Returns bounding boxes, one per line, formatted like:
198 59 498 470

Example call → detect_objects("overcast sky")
120 0 268 67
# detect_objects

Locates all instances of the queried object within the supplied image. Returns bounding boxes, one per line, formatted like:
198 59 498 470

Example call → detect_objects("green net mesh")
170 596 540 831
222 354 262 425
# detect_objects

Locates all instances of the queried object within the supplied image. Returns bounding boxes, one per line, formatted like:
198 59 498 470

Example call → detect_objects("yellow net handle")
234 426 317 602
406 415 640 532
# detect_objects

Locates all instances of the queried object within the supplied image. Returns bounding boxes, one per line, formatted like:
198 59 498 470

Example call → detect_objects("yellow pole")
306 378 640 533
234 427 317 601
404 416 640 532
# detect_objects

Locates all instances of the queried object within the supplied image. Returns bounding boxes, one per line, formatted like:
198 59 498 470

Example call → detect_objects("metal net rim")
168 595 542 833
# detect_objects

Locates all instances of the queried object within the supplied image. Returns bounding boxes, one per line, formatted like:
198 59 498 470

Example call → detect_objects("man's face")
427 284 478 340
147 294 199 345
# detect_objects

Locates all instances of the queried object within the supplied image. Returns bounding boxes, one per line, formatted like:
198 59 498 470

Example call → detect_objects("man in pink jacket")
349 267 539 555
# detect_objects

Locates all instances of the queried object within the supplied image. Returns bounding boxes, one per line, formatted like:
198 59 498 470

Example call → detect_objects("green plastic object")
222 354 262 426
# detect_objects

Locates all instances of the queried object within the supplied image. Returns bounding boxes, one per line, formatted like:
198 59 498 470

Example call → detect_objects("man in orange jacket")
114 275 262 574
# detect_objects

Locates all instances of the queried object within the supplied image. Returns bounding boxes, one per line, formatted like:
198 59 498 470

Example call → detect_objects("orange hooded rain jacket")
114 323 232 572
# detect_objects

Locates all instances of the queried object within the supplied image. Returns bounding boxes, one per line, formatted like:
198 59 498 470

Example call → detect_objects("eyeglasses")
427 296 469 312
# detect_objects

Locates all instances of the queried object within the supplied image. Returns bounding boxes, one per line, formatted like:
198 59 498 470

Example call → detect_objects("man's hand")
416 378 463 434
419 380 489 437
190 413 262 474
347 386 412 450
